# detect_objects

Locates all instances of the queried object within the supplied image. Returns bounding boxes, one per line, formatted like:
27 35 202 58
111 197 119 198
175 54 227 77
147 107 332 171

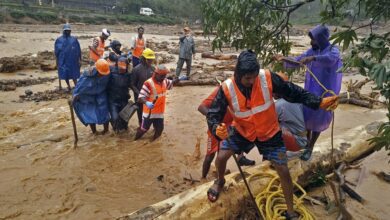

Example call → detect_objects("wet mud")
0 24 388 220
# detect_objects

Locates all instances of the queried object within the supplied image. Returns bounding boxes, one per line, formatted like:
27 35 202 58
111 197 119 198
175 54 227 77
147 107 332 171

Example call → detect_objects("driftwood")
201 52 237 60
176 80 217 86
339 79 386 108
339 92 373 108
118 121 381 220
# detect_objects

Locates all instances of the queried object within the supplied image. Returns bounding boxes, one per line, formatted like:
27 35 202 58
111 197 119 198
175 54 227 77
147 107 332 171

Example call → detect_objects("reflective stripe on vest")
225 69 272 118
90 37 105 61
142 78 167 116
142 113 164 119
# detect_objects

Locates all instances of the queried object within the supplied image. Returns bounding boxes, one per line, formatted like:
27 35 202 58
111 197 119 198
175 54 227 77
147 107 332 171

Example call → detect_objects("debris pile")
0 77 57 91
0 49 90 73
19 89 71 102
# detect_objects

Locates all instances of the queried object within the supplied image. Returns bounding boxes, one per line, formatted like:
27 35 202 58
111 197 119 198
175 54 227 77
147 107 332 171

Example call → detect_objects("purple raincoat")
285 25 343 132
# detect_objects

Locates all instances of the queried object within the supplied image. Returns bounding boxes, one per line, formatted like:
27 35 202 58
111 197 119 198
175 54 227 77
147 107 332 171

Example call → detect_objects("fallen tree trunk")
201 52 237 60
339 92 373 108
175 80 217 86
119 121 381 220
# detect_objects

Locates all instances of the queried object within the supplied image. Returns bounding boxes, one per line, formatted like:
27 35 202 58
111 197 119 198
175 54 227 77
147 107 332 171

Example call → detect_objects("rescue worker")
130 48 155 126
274 72 308 153
107 57 132 133
89 28 111 65
198 87 255 179
54 23 81 90
175 26 195 79
107 40 125 66
275 25 343 161
206 50 338 219
73 59 111 134
130 26 146 67
135 65 176 141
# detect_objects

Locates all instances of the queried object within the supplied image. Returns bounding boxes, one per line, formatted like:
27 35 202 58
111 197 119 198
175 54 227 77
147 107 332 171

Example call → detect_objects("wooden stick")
68 99 78 148
341 184 364 203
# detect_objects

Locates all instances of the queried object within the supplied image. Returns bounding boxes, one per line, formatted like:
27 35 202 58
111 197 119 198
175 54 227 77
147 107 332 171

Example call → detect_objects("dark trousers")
109 101 128 131
132 56 140 68
134 93 143 126
175 58 192 76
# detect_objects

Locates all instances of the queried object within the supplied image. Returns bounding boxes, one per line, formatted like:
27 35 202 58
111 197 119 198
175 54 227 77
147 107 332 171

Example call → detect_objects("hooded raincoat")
54 34 81 80
73 68 110 125
285 25 343 132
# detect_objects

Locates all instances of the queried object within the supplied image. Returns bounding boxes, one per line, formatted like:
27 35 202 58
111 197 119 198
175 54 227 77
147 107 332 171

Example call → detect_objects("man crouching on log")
206 50 338 219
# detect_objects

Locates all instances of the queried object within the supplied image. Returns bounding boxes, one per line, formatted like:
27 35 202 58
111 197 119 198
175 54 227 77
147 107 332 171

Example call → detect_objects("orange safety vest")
133 37 145 58
222 69 280 142
142 77 167 118
90 37 105 62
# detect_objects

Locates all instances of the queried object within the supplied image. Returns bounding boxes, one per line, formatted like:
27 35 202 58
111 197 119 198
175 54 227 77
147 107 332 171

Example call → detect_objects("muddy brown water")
0 80 386 219
0 84 218 219
0 24 388 219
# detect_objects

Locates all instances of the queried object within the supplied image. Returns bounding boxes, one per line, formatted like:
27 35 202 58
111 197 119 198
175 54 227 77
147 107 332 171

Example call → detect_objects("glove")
145 101 155 109
179 75 189 81
320 96 339 111
216 123 228 140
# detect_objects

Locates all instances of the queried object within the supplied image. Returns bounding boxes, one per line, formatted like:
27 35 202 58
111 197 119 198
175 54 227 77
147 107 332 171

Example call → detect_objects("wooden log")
175 80 217 87
339 98 373 108
339 92 373 108
118 121 381 220
201 52 237 60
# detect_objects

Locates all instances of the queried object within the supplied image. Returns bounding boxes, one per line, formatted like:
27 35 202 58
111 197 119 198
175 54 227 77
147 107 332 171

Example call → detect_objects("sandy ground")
0 24 388 219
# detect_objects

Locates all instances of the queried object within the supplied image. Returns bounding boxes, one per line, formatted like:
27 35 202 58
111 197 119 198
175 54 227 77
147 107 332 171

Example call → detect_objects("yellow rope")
283 58 336 97
248 173 315 220
283 58 337 169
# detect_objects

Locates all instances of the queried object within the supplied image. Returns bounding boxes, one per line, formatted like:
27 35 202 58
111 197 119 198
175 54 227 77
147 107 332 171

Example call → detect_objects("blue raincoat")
73 68 110 126
285 25 343 132
54 34 81 80
107 66 132 130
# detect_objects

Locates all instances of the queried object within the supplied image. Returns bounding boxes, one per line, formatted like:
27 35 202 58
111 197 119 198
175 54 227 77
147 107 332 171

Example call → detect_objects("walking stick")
68 99 78 148
225 129 262 218
59 78 62 90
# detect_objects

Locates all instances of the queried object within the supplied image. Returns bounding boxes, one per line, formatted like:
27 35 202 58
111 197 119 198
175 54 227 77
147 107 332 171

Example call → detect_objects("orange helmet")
154 64 170 75
95 59 110 75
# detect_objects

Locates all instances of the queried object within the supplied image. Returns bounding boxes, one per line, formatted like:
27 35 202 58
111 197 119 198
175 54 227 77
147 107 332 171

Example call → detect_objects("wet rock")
85 186 97 192
156 53 175 64
25 89 33 96
40 62 56 71
365 121 383 136
2 84 17 91
0 35 6 43
157 175 164 182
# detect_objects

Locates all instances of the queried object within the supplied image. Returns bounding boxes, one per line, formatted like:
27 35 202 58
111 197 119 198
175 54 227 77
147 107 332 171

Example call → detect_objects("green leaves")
330 29 358 51
369 64 388 89
202 0 295 65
